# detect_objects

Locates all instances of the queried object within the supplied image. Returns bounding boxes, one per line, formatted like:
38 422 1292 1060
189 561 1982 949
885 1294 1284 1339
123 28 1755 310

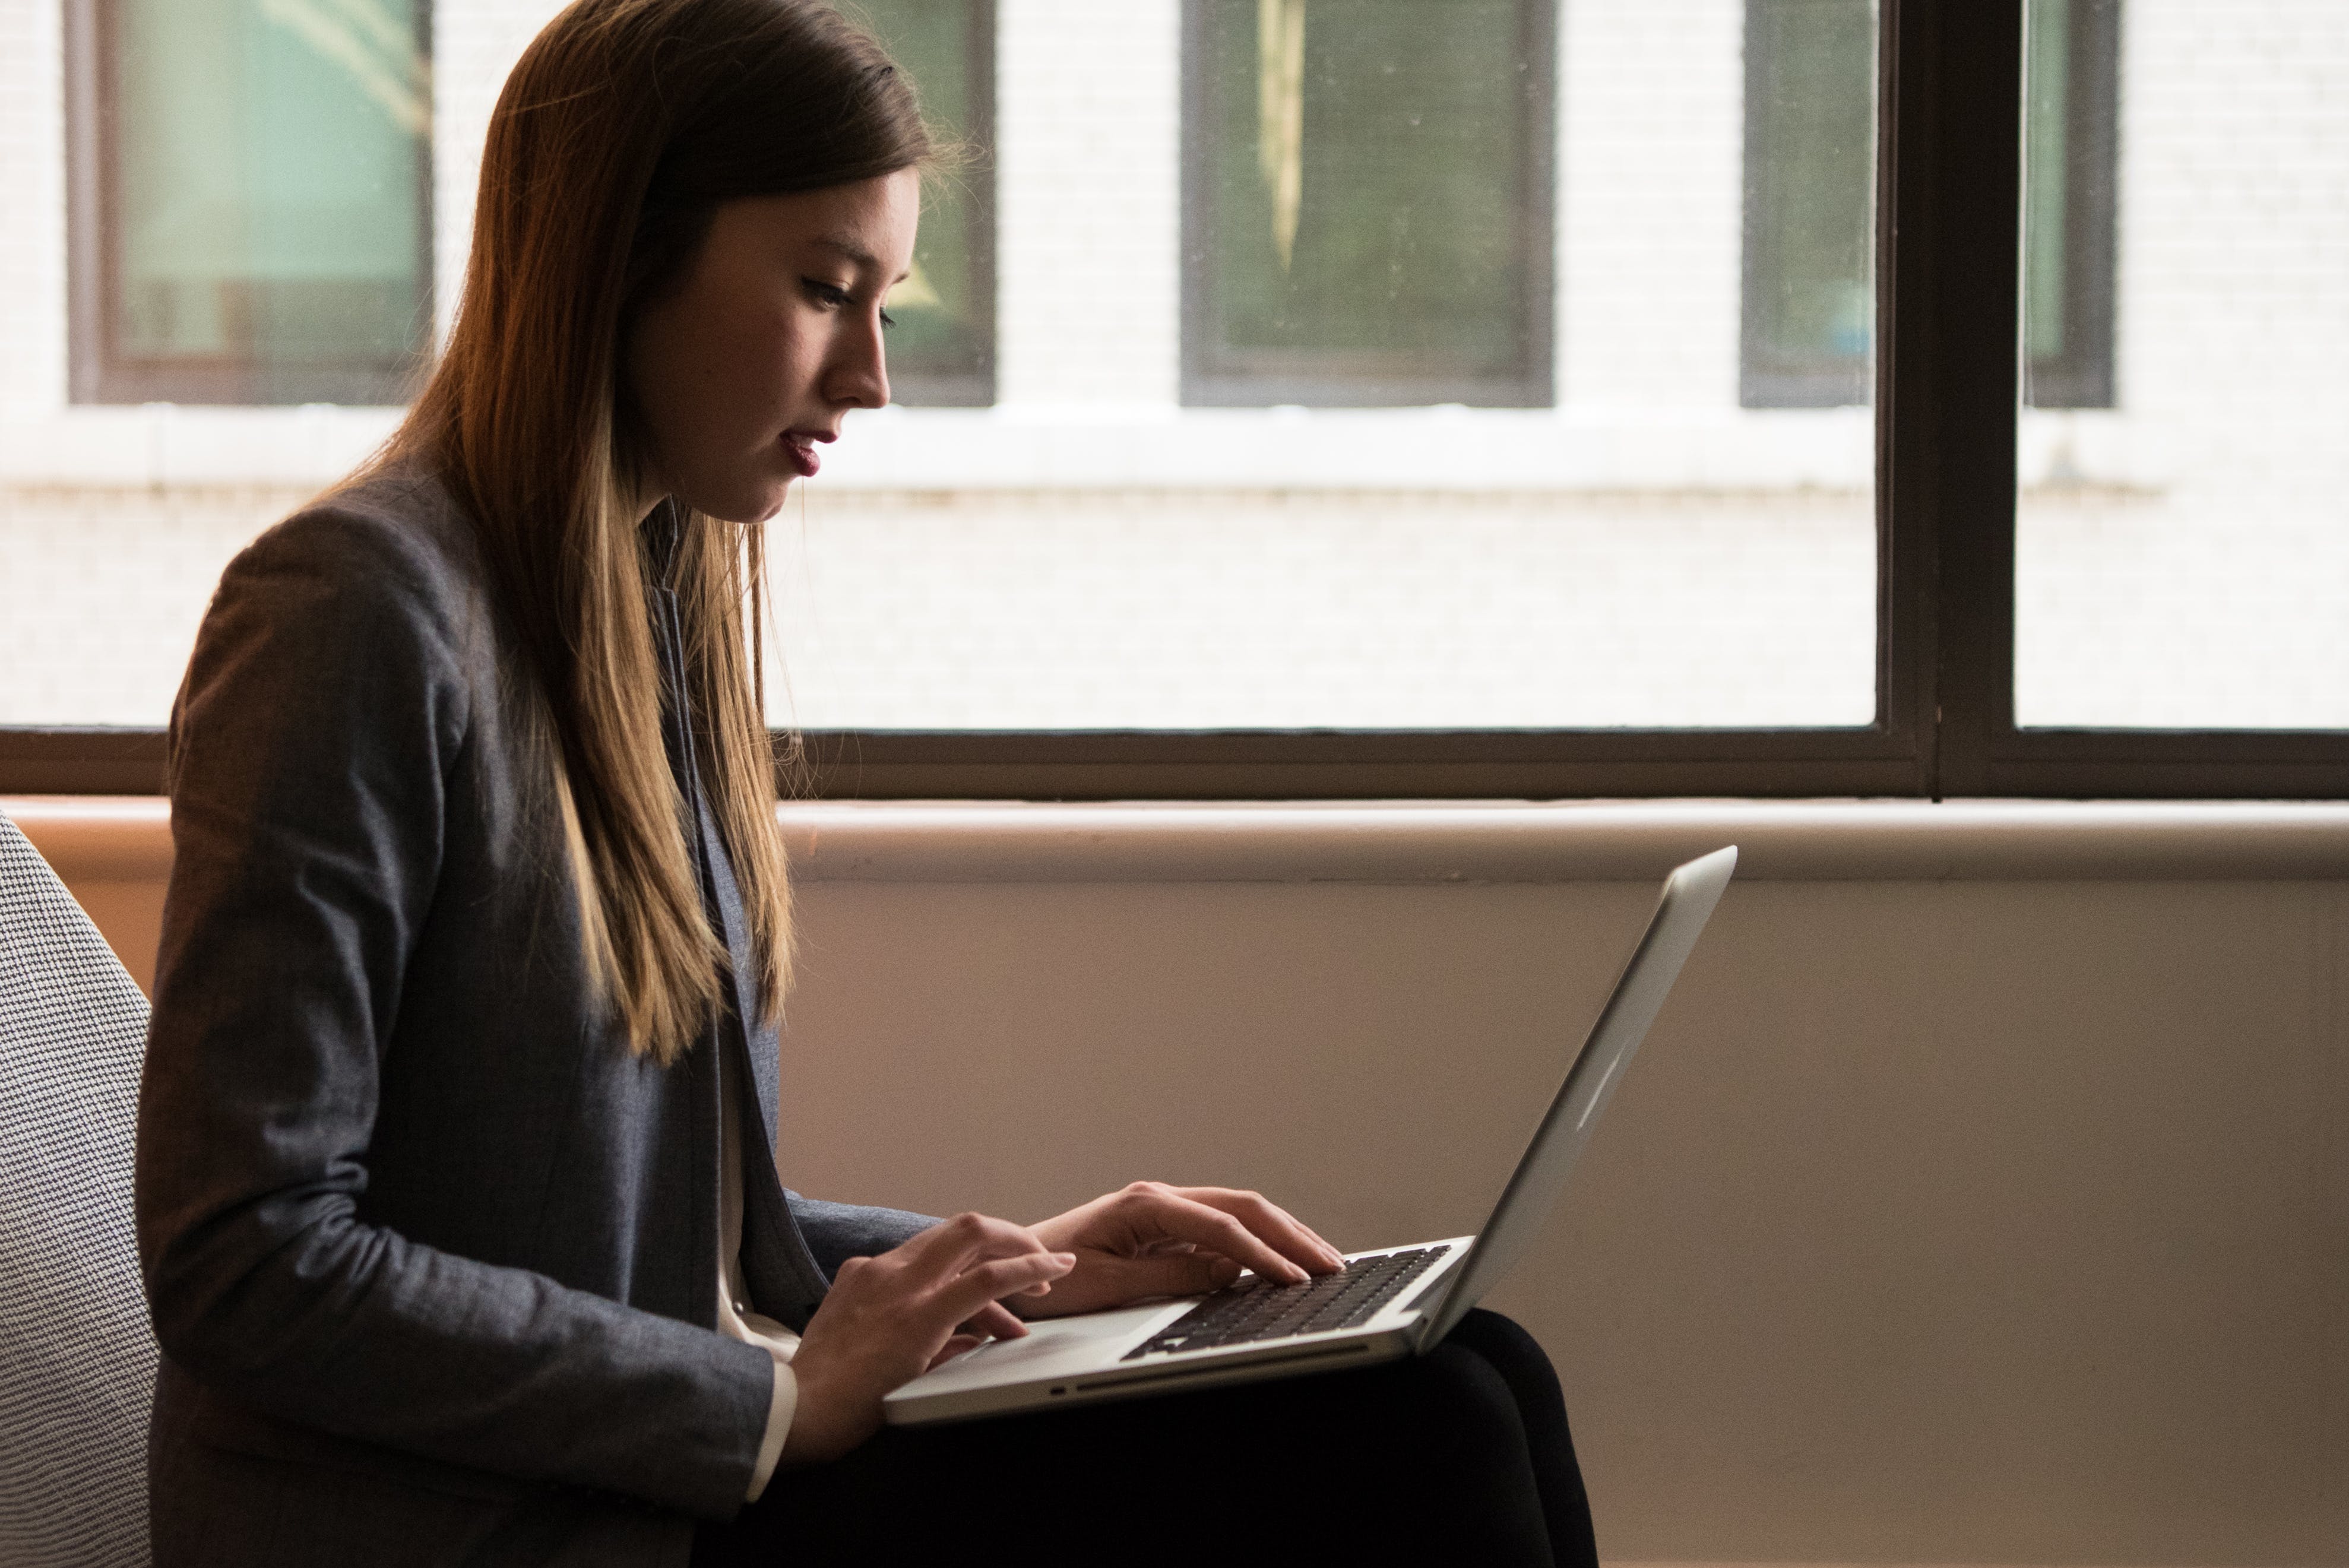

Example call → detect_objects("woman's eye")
803 279 852 309
879 310 898 331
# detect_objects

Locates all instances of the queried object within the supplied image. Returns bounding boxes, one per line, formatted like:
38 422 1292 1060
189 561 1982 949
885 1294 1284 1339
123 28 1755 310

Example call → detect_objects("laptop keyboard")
1121 1246 1448 1360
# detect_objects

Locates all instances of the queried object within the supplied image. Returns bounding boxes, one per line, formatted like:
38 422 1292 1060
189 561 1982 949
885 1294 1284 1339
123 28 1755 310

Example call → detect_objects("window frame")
1176 0 1557 410
14 0 2349 802
63 0 438 407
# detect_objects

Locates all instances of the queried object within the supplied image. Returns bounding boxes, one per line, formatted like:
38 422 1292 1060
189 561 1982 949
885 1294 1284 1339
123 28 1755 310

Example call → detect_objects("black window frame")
1176 0 1557 410
14 0 2349 802
63 0 438 407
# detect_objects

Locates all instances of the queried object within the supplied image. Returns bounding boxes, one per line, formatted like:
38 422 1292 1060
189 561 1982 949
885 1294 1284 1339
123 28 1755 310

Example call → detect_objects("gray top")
137 467 932 1567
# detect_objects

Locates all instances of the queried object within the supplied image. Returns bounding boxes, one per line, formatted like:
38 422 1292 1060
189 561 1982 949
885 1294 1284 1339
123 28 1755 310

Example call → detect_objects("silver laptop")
883 844 1738 1426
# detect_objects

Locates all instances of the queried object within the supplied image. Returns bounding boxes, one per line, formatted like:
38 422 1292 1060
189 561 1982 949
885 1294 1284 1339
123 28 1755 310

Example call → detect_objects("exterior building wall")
0 0 66 413
1557 0 1745 410
767 486 1872 729
2015 0 2349 726
996 0 1182 410
2 483 303 725
430 0 570 338
0 0 2344 729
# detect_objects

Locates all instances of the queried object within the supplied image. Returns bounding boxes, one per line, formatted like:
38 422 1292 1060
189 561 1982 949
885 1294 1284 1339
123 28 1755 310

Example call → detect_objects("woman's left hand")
1020 1180 1347 1318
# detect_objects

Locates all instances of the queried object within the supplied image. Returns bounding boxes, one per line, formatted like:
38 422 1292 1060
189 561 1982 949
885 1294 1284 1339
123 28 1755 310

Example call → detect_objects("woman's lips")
781 433 819 478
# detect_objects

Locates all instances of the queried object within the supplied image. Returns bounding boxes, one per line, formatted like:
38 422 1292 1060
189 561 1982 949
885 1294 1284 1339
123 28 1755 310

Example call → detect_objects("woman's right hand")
779 1212 1075 1464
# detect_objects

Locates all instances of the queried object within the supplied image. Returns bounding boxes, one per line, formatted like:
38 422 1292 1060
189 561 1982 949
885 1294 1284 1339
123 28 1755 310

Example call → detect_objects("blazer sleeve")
136 505 772 1522
784 1194 937 1275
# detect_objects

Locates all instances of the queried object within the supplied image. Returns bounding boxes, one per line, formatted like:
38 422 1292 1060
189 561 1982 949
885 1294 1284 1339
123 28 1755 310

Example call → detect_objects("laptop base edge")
884 1322 1420 1427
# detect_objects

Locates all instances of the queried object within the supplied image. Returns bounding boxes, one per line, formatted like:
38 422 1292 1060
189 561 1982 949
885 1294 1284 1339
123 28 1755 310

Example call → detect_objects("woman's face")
626 169 920 524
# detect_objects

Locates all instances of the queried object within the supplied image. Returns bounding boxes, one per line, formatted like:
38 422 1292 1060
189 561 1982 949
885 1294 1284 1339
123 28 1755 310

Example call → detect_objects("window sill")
11 796 2349 885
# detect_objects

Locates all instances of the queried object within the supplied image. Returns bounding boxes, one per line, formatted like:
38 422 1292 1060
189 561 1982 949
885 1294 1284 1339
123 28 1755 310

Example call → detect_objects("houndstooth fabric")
0 812 156 1567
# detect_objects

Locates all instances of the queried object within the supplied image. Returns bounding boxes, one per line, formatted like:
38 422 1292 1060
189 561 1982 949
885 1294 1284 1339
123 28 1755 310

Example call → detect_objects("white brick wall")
429 0 571 340
1557 0 1747 410
2015 0 2349 726
0 483 302 725
0 0 67 413
767 486 1873 729
994 0 1180 409
4 0 2347 731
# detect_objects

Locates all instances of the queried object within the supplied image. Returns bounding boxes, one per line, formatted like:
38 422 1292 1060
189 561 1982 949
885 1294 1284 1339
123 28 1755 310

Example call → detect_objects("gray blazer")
136 468 932 1568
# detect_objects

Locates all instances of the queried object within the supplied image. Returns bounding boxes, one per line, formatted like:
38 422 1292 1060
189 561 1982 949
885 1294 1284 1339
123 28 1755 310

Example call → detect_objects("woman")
135 2 1599 1563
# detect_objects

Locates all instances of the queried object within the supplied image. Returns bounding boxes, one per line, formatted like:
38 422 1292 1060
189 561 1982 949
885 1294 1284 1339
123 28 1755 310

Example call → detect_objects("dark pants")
694 1310 1597 1567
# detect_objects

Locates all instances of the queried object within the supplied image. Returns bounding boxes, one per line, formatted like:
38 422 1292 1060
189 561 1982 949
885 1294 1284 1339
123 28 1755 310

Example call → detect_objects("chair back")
0 811 156 1567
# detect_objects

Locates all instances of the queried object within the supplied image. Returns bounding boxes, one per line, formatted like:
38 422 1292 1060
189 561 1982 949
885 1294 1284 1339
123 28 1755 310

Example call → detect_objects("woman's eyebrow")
811 235 911 286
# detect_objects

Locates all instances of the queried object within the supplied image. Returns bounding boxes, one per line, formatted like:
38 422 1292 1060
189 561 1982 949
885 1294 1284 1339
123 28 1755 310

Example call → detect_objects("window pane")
103 0 430 404
2015 0 2349 727
2021 0 2118 408
764 0 1877 730
1742 0 1876 408
2022 0 2074 380
5 1 1877 736
1743 0 2111 410
1182 0 1552 406
855 0 995 406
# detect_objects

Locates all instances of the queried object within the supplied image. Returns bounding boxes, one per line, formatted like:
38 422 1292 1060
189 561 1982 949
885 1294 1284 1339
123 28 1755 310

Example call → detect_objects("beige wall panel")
23 813 2347 1564
775 878 2349 1566
59 878 164 996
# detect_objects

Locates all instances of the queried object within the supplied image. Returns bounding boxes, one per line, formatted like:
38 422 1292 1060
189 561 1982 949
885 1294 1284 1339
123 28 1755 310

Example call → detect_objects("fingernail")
1053 1252 1077 1265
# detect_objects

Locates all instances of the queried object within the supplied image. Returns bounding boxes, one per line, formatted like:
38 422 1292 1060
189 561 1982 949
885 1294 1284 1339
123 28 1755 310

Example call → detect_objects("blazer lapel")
648 575 831 1326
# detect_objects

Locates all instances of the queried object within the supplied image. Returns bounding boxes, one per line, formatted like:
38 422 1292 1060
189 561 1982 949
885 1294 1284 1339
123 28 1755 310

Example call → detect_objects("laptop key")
1121 1247 1448 1361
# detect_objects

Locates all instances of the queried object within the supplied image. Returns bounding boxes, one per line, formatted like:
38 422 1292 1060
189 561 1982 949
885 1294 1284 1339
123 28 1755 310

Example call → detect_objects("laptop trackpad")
907 1300 1181 1390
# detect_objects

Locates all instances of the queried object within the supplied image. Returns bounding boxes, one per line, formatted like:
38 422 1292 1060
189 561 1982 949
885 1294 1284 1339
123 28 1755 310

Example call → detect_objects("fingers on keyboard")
1123 1247 1446 1360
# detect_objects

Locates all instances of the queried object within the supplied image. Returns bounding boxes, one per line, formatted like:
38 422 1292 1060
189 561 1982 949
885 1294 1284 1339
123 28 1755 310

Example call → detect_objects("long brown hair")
384 0 930 1064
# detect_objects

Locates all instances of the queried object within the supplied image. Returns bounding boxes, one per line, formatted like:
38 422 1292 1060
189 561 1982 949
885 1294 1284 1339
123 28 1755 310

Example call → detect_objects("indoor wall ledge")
12 796 2349 886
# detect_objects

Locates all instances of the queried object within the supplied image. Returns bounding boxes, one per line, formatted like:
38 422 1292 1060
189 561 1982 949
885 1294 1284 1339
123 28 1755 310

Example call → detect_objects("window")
762 0 1875 740
2015 0 2349 730
2019 0 2119 410
14 0 2349 799
1179 0 1554 407
68 0 433 406
1740 0 1878 408
853 0 996 407
1742 0 2119 410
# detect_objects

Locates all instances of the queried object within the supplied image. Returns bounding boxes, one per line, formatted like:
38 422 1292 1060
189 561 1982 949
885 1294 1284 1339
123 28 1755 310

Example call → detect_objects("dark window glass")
76 0 432 405
2021 0 2119 408
1181 0 1554 407
1742 0 2119 409
1741 0 1877 408
853 0 996 407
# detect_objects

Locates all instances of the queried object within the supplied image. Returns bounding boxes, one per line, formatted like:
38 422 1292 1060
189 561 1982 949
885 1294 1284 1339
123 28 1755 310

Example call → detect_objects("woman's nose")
827 313 892 410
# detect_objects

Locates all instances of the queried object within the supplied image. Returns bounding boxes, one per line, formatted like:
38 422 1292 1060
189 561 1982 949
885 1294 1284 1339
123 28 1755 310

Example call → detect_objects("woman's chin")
750 477 797 522
691 477 794 525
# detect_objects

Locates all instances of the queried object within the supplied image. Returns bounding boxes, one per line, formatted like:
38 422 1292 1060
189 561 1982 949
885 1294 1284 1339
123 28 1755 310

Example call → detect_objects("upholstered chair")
0 811 156 1567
